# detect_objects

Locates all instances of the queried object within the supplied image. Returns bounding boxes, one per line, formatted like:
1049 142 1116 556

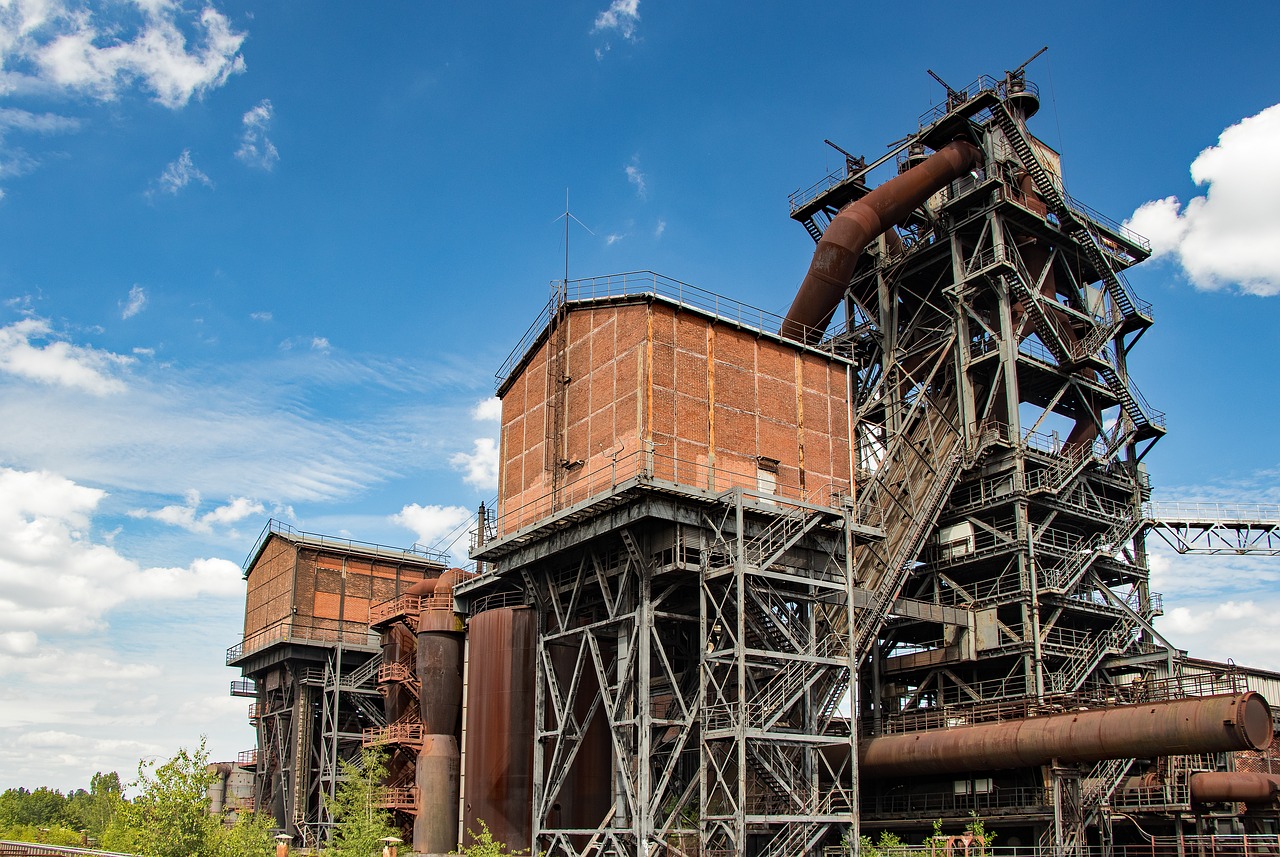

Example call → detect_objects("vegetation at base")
0 771 123 846
0 740 275 857
450 819 526 857
857 815 995 856
322 747 400 857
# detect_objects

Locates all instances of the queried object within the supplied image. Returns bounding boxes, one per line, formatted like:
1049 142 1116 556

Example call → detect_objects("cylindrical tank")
1190 771 1280 805
855 692 1272 778
462 606 536 852
414 568 469 854
380 623 417 724
413 735 461 854
208 763 231 813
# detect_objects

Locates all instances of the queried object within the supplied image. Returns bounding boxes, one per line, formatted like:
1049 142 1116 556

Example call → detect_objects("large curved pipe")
853 692 1271 779
781 139 985 344
1190 772 1280 805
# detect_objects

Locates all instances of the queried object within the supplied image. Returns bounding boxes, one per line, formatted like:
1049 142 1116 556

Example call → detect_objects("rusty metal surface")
380 624 416 725
461 606 536 852
417 633 463 734
413 734 461 853
781 139 984 344
1190 771 1280 805
857 692 1272 777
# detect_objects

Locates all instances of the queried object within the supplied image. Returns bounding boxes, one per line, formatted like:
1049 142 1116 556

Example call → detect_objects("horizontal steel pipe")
857 692 1272 778
1189 771 1280 805
781 139 984 344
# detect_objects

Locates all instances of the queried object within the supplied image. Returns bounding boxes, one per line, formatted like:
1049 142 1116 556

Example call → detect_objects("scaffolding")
228 521 443 845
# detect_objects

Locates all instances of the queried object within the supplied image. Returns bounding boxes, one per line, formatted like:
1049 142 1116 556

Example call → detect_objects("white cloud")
120 284 147 319
451 437 498 490
1126 102 1280 295
605 232 624 246
311 336 331 353
235 98 278 170
0 108 80 135
654 218 666 238
592 0 640 40
153 148 212 196
21 2 247 108
625 158 647 198
250 311 272 322
0 467 244 639
391 502 471 555
0 316 132 394
472 397 501 422
128 490 264 535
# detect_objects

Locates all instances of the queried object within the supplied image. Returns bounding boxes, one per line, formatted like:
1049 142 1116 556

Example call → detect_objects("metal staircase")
992 102 1149 331
1044 612 1140 695
1037 507 1145 594
852 397 970 661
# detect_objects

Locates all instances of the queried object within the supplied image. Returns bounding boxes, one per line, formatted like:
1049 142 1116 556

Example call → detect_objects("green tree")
324 748 399 857
107 740 220 857
0 786 71 828
66 771 123 838
217 811 276 857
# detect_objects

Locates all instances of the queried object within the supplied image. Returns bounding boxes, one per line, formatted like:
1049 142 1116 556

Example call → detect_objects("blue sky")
1 0 1279 789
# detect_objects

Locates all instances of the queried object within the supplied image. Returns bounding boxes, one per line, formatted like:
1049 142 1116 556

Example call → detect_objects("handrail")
242 518 447 574
227 615 379 664
494 271 853 389
1147 502 1280 525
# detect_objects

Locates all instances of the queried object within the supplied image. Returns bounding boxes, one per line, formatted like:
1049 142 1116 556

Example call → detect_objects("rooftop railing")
226 616 379 665
495 271 852 390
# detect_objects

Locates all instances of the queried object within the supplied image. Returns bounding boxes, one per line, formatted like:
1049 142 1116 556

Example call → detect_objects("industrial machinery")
232 58 1280 856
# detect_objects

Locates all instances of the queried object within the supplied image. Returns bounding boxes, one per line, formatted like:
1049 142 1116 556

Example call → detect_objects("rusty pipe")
781 139 984 344
1190 772 1280 805
854 692 1271 778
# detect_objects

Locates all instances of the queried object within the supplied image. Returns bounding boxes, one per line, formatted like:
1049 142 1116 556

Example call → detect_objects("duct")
852 692 1271 778
781 139 985 345
1189 772 1280 805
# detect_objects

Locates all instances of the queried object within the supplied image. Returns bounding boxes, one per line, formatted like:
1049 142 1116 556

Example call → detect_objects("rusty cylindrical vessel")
461 606 536 852
413 569 468 855
856 692 1272 778
1189 771 1280 805
781 138 985 344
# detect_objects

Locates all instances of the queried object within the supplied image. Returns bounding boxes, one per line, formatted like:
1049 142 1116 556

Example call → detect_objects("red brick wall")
497 300 851 534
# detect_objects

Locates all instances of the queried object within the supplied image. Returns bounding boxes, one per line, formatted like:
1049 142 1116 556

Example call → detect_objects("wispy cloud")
10 2 247 108
605 232 624 245
0 317 132 395
592 0 640 40
625 156 647 198
1127 102 1280 296
120 284 147 319
153 149 212 196
654 218 666 238
235 98 278 170
250 311 272 322
0 109 81 136
128 490 264 535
